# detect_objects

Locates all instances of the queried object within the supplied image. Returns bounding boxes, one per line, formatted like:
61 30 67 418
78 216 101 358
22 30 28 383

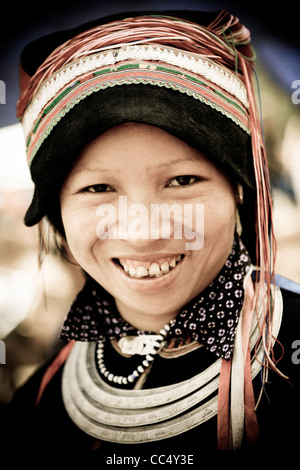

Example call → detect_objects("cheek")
188 190 236 287
203 190 236 240
61 206 99 261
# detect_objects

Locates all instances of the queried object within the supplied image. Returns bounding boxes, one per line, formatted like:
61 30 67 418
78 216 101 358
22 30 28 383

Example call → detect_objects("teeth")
148 263 160 276
123 264 129 272
160 261 170 273
136 266 148 277
119 256 183 278
155 271 164 278
129 266 137 276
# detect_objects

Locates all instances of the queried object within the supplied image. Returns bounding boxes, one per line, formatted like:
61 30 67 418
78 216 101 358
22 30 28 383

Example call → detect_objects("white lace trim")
22 45 248 139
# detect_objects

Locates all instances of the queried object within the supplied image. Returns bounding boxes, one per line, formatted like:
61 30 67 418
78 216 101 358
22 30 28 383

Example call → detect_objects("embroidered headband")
21 43 250 162
18 12 253 164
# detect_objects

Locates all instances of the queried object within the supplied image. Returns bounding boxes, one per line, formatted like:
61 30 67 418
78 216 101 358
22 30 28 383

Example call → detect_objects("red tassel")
35 340 75 407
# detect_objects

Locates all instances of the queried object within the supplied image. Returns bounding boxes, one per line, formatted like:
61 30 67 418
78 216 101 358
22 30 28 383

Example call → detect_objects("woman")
5 9 300 454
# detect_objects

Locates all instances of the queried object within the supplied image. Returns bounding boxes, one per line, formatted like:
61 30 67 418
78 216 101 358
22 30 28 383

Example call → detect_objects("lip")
112 254 185 293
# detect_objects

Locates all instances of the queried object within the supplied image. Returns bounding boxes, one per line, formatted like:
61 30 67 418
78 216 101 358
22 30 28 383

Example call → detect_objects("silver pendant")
118 335 163 355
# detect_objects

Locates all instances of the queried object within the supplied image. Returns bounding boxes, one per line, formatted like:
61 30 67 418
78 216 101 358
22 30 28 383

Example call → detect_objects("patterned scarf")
60 234 251 360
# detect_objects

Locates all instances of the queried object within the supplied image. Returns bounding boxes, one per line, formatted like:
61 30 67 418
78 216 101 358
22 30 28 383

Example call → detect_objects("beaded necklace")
96 324 171 385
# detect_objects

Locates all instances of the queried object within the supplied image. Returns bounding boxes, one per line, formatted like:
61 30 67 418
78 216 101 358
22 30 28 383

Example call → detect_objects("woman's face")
60 123 237 332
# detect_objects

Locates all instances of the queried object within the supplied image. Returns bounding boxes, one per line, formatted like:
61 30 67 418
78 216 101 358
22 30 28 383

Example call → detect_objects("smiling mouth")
113 255 185 279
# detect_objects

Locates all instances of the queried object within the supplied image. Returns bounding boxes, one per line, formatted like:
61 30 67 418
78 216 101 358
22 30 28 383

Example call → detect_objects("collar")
60 234 250 360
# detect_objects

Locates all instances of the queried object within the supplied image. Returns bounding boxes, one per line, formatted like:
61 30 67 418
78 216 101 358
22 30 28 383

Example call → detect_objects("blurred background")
0 0 299 410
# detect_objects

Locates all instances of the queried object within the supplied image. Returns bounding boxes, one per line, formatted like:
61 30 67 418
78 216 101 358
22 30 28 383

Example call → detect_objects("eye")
83 184 115 193
167 175 198 187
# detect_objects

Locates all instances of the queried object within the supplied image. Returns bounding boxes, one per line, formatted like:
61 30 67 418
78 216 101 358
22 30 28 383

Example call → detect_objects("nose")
96 196 204 250
118 197 158 246
96 194 191 246
117 196 184 246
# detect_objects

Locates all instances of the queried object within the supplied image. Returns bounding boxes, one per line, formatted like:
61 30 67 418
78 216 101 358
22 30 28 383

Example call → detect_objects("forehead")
72 122 209 173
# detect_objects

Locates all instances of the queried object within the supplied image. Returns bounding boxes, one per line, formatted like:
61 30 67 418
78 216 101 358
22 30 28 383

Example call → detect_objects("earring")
236 209 243 236
235 184 243 236
38 219 51 267
236 183 244 206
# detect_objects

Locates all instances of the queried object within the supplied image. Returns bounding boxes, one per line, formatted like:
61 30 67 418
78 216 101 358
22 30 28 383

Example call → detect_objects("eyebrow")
159 154 203 167
76 167 121 175
75 153 203 175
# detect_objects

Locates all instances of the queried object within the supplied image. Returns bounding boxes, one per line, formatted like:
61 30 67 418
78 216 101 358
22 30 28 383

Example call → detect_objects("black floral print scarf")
60 233 251 360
